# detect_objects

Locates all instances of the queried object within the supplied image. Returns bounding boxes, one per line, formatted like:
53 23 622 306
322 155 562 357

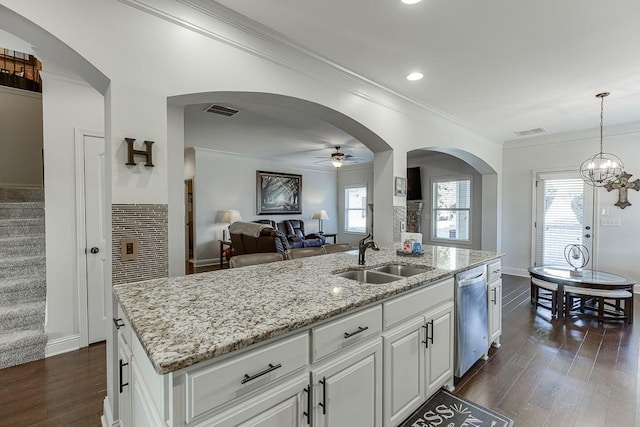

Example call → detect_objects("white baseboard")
501 267 529 277
193 257 218 268
102 396 117 426
45 334 80 357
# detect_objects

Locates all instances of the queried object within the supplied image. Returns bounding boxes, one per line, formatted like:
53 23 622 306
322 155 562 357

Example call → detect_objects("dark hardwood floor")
456 274 639 426
0 274 636 426
0 341 106 426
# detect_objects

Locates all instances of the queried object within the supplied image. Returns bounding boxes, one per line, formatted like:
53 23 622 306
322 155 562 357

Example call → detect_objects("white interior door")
533 171 594 267
84 134 107 344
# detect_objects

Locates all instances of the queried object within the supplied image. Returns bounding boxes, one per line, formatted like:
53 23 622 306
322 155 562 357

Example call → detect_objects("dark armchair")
279 219 325 248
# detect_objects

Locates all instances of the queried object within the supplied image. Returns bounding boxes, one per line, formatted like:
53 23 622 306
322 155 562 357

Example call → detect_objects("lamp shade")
221 209 243 224
312 210 330 221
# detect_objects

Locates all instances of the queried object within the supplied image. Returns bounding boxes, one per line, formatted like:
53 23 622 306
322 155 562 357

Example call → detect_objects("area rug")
399 389 513 427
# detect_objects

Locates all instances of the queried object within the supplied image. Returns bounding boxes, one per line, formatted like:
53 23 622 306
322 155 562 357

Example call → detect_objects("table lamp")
312 210 329 234
221 210 243 240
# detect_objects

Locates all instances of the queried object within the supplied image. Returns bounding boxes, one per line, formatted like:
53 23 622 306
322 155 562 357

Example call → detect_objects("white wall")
0 86 43 185
40 70 103 352
502 125 640 286
337 163 375 248
408 152 483 249
190 148 337 265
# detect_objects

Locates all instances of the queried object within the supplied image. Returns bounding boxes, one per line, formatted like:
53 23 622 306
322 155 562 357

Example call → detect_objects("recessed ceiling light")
406 72 424 81
401 0 422 4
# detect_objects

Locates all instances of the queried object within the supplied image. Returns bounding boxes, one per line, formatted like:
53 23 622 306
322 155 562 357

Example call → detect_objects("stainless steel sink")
372 264 433 277
334 270 401 284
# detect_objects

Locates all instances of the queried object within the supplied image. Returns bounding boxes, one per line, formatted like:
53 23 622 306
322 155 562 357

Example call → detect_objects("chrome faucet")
358 233 379 265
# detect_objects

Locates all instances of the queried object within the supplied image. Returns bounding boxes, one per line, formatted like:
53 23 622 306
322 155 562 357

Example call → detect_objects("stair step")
0 329 47 369
0 236 45 257
0 187 44 203
0 276 47 305
0 256 46 280
0 218 45 237
0 302 45 332
0 202 45 219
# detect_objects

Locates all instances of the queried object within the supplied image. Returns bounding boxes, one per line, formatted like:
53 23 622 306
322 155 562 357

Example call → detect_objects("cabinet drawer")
487 260 502 283
312 305 382 361
186 333 308 421
383 278 454 329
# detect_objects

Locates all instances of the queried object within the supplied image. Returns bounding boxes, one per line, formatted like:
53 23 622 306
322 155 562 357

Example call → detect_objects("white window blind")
432 177 471 241
535 175 587 266
344 186 367 233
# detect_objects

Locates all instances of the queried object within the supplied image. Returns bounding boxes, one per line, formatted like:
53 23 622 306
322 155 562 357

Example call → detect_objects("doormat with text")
399 389 513 427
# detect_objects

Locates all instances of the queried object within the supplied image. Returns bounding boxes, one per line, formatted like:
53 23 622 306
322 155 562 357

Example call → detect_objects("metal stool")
564 285 633 323
531 277 559 318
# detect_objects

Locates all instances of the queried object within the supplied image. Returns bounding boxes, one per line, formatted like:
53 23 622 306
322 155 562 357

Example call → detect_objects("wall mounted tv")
407 167 422 200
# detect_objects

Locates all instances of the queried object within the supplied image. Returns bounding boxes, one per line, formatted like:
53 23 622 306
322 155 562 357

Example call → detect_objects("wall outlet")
121 237 138 260
601 217 621 227
400 221 406 232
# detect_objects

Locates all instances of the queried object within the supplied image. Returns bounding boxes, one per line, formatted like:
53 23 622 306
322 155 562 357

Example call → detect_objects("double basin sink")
335 263 434 284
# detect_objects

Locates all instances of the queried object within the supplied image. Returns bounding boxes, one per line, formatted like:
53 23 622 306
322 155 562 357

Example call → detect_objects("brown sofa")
230 222 290 257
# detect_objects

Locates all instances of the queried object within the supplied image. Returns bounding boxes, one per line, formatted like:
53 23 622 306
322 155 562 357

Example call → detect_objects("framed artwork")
256 171 302 214
395 176 407 197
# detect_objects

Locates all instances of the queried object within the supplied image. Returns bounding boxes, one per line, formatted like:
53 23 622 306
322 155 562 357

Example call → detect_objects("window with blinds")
432 177 471 241
534 172 591 266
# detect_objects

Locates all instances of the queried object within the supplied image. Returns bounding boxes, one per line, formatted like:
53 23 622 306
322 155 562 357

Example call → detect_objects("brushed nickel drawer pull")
344 326 368 339
241 363 282 384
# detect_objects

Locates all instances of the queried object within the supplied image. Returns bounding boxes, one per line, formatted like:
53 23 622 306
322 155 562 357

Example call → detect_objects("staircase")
0 186 47 369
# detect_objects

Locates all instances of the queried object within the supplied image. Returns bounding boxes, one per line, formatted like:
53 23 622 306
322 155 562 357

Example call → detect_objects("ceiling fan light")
331 158 344 168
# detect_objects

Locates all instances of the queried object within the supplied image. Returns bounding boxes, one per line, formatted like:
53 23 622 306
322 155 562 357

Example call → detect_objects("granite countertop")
113 244 502 374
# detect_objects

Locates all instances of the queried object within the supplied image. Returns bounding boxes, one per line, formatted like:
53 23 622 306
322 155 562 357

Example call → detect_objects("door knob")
90 247 100 254
585 226 591 230
584 234 591 238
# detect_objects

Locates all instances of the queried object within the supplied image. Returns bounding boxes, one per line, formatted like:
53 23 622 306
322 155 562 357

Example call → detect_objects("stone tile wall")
393 205 406 243
112 204 168 286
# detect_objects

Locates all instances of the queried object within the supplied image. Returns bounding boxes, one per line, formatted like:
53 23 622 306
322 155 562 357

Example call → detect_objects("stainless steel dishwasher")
455 264 489 378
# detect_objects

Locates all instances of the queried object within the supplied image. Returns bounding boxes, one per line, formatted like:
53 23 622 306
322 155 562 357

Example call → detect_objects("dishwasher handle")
457 271 487 287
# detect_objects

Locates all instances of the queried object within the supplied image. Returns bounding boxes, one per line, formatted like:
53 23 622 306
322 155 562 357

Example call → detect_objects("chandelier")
579 92 623 187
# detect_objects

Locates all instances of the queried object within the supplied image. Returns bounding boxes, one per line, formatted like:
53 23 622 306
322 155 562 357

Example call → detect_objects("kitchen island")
112 244 502 426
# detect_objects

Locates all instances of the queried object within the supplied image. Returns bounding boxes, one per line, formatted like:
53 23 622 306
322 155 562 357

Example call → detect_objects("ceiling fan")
313 145 368 167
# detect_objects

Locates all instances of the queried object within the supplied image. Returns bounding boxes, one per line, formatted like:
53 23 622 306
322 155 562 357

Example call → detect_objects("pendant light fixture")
579 92 623 187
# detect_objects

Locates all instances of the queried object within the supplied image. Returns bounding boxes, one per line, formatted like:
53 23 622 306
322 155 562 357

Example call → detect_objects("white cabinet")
382 302 454 427
114 310 166 427
486 260 502 348
205 374 309 427
424 302 454 396
382 317 424 427
488 279 502 348
117 333 132 427
311 339 382 427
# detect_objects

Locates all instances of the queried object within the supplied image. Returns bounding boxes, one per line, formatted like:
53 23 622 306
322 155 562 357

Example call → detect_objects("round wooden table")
528 265 636 321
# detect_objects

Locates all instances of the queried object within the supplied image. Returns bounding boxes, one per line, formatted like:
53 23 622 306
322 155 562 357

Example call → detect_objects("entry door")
533 171 594 267
84 134 107 344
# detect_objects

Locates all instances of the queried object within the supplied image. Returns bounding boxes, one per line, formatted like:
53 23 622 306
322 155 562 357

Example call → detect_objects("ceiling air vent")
205 104 239 117
514 127 546 137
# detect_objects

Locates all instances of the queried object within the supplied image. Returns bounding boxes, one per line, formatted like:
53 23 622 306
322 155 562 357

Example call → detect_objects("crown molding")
190 146 341 174
118 0 491 142
503 121 640 151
